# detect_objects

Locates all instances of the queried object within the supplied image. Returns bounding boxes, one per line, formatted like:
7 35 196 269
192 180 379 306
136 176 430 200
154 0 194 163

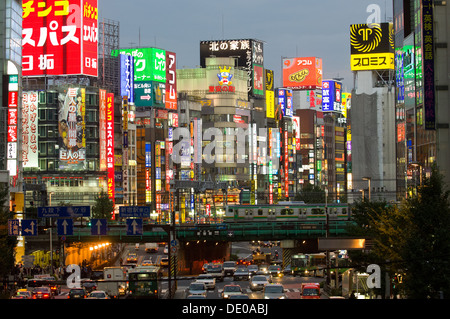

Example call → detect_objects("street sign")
8 219 20 236
38 206 91 218
21 219 38 236
90 219 108 236
119 206 151 218
57 219 73 236
126 218 143 236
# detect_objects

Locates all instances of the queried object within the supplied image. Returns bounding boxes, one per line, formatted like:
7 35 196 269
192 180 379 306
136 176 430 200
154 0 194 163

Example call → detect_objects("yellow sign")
266 90 274 118
350 52 394 71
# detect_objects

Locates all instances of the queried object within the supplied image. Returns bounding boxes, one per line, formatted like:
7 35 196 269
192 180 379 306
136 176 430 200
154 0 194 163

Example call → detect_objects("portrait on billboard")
58 88 86 169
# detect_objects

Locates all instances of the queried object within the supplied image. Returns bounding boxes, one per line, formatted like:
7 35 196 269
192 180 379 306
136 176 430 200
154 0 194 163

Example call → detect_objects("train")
223 202 351 222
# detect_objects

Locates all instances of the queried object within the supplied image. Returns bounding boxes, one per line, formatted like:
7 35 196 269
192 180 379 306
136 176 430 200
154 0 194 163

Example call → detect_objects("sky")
98 0 393 91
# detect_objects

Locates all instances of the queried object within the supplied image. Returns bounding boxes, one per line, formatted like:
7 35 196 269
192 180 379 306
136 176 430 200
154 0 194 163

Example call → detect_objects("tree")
0 185 17 280
348 165 450 299
401 165 450 298
92 191 115 220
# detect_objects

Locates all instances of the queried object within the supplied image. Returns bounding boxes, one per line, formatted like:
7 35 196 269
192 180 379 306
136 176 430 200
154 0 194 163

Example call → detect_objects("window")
258 209 263 216
311 208 325 215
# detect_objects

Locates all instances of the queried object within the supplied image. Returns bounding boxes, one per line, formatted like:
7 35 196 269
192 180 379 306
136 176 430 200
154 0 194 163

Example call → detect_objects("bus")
127 266 163 299
291 253 326 277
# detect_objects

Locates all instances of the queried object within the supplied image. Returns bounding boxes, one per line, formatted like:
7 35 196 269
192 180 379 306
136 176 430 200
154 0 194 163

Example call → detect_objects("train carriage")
224 202 350 222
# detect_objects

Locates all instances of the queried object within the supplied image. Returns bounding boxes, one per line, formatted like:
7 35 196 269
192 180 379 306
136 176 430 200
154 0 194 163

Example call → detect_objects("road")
52 241 327 299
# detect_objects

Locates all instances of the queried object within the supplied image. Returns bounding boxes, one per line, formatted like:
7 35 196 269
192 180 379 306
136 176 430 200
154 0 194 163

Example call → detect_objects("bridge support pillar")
280 240 296 271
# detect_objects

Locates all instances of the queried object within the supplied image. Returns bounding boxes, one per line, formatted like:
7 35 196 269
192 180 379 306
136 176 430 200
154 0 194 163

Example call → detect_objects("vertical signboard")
22 0 98 76
145 143 152 203
120 54 134 103
422 0 435 130
8 90 19 176
22 91 39 168
99 89 107 171
322 80 342 113
106 93 115 202
166 51 177 110
58 88 86 169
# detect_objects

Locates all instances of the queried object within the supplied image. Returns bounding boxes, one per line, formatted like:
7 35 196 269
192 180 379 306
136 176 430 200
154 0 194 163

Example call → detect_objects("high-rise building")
393 0 450 199
349 22 397 202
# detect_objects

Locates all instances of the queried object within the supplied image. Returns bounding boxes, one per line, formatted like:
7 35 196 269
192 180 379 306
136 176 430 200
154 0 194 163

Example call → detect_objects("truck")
96 267 127 298
145 243 159 253
300 283 321 299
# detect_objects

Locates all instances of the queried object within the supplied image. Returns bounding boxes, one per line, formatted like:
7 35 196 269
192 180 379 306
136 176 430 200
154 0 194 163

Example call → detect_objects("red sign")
166 51 177 110
283 57 322 89
8 126 18 143
22 0 98 76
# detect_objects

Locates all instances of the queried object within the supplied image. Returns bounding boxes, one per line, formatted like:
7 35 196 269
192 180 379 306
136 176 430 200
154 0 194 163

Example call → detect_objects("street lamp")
362 177 371 201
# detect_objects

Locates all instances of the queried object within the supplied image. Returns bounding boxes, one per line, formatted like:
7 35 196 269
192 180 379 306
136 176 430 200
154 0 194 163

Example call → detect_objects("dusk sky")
98 0 393 91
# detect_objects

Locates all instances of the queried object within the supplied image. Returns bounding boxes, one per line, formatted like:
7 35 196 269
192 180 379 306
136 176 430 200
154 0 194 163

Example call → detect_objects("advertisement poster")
58 87 86 169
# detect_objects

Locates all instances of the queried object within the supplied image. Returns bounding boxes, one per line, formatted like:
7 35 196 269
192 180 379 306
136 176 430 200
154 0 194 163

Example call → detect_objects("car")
221 284 243 299
187 282 207 297
248 264 259 275
160 257 169 267
11 289 32 299
126 253 138 263
163 245 169 254
141 258 153 266
87 290 110 299
206 263 224 282
40 276 60 295
258 264 269 274
201 263 210 273
33 287 53 299
81 279 97 293
233 268 251 281
263 284 287 299
135 243 140 250
68 288 88 299
268 265 283 277
250 275 270 291
196 274 216 289
223 261 237 276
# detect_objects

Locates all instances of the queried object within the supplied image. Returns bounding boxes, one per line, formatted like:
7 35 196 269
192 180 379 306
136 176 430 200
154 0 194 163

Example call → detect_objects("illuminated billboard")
99 89 107 171
322 80 343 112
120 54 134 102
22 91 39 168
22 0 98 77
350 23 394 71
114 47 166 83
166 51 177 110
58 87 86 170
277 88 293 117
200 39 264 97
282 57 323 89
106 93 115 201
